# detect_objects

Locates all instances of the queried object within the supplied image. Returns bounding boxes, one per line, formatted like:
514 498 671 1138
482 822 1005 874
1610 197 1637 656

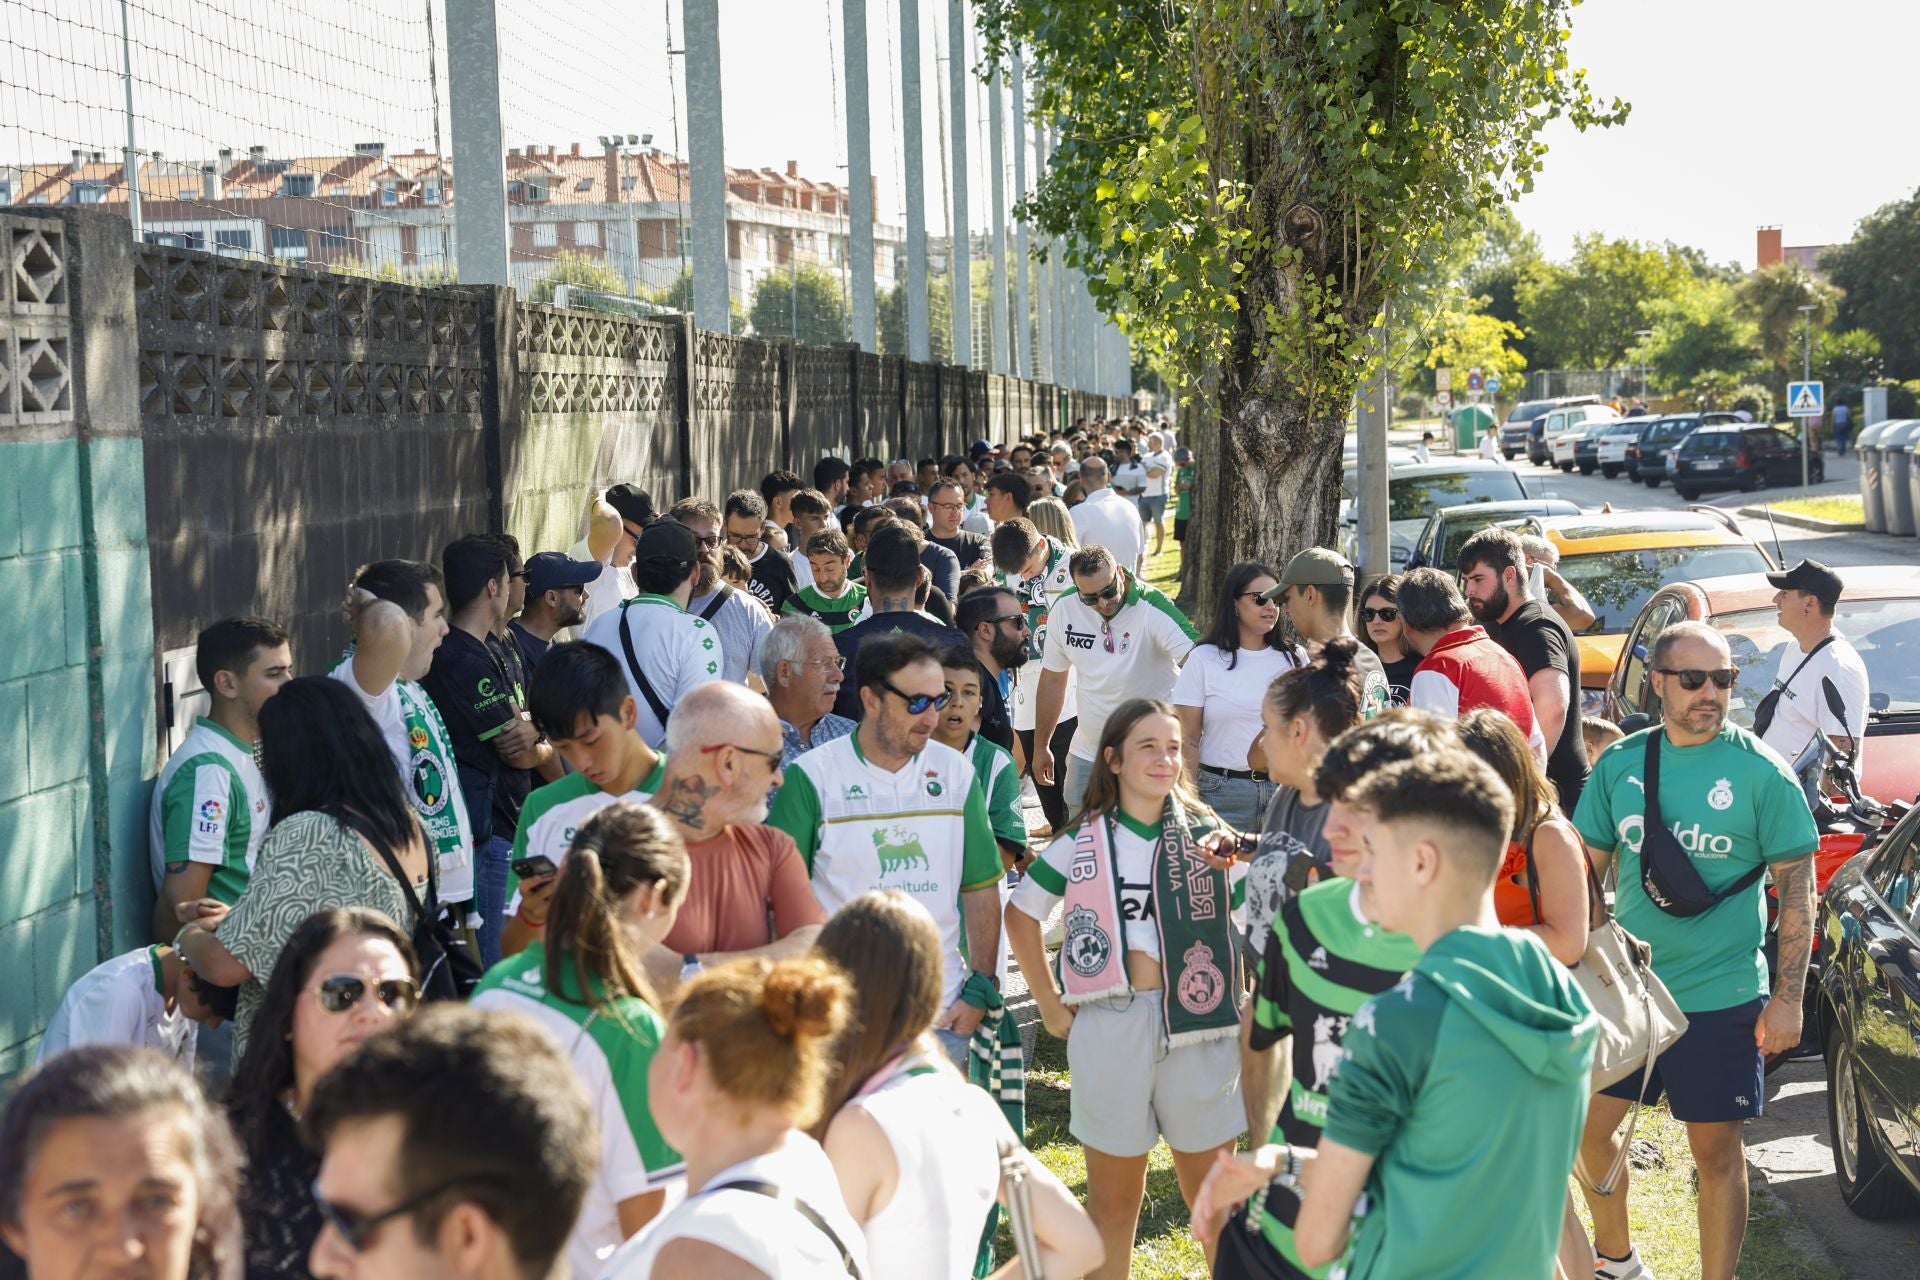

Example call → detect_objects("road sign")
1787 380 1824 418
1485 375 1502 395
1435 367 1452 392
1435 390 1452 408
1466 368 1484 391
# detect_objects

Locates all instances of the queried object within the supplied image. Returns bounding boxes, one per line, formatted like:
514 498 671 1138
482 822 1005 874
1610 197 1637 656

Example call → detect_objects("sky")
4 0 1916 267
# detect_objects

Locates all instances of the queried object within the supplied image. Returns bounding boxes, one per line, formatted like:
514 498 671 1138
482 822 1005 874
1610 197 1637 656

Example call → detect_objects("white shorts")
1065 991 1245 1157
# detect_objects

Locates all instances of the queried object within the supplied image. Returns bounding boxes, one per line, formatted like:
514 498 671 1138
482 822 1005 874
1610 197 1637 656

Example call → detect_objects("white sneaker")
1594 1249 1653 1280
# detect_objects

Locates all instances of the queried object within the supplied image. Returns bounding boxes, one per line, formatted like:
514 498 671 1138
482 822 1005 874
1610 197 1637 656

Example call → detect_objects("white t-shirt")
1069 488 1147 573
1171 643 1307 769
790 548 816 592
1113 460 1148 498
1478 432 1501 460
38 947 196 1066
1413 443 1433 464
571 535 635 635
1758 632 1871 764
581 594 725 748
1041 576 1197 760
603 1134 866 1280
1140 451 1174 498
852 1065 1012 1278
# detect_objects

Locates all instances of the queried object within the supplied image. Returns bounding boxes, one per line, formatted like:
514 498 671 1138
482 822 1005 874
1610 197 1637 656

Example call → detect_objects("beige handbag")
1526 840 1689 1195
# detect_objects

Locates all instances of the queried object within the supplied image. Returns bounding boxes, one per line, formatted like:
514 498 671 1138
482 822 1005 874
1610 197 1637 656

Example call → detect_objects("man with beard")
1457 527 1588 812
767 632 1004 1070
639 681 827 996
510 552 598 672
674 496 776 689
956 585 1027 753
1572 622 1817 1280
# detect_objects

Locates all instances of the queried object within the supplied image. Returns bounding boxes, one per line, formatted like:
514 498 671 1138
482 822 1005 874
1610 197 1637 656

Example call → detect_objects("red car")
1604 566 1920 811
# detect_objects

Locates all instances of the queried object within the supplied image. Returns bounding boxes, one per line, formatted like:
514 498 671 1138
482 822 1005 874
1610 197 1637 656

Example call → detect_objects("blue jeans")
933 1026 973 1072
1064 753 1097 818
474 834 513 970
1196 770 1276 834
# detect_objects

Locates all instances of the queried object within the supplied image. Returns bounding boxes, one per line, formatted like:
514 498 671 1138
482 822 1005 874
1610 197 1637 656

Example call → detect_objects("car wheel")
1643 475 1662 489
1826 1017 1918 1218
1601 465 1620 479
1503 450 1516 461
1559 462 1574 473
1579 462 1597 475
1674 485 1698 500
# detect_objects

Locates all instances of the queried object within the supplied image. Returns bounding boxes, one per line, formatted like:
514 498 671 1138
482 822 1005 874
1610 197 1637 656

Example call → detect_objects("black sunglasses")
315 974 420 1016
986 613 1030 628
312 1176 498 1252
876 676 952 715
1656 667 1738 691
1077 575 1124 607
1359 606 1399 623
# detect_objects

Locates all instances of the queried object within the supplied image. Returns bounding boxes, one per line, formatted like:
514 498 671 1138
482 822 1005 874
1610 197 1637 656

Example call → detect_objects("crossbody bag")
1750 634 1835 739
703 1179 862 1279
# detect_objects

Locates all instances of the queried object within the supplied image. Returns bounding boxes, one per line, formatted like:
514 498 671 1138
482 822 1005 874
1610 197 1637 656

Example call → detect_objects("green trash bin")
1451 402 1495 451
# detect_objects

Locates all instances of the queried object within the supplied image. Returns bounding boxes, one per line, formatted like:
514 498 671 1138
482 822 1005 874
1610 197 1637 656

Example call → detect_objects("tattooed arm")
1758 852 1816 1055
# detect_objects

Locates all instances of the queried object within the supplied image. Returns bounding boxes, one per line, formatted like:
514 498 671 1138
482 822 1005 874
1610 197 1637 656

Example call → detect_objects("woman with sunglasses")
818 891 1103 1279
470 802 690 1280
178 677 429 1068
1005 699 1246 1280
1358 574 1419 705
1172 562 1304 832
229 906 420 1280
1 1045 243 1280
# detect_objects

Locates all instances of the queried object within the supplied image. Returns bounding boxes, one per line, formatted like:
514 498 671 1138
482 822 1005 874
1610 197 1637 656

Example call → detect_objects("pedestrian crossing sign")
1787 380 1824 417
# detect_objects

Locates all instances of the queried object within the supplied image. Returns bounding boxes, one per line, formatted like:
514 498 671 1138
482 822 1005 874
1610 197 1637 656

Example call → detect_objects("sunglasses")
1077 576 1124 607
876 676 952 715
312 1176 495 1252
986 613 1030 628
1655 667 1738 691
315 974 420 1016
1359 606 1399 623
698 742 784 770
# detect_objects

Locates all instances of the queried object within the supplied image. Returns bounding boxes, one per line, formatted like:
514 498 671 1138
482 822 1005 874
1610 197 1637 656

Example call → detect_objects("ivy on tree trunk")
982 0 1624 620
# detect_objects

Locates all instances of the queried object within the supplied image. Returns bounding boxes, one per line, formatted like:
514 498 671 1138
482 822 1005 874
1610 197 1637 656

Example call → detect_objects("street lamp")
1633 328 1652 410
1796 303 1818 492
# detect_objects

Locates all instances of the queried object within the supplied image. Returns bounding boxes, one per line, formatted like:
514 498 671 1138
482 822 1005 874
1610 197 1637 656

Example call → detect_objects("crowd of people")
2 412 1866 1280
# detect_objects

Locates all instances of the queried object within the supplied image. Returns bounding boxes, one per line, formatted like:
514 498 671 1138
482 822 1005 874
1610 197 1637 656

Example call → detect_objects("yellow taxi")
1517 510 1778 711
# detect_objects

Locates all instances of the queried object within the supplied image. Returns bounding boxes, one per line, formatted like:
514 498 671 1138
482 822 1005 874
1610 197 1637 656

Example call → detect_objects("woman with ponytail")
604 955 865 1280
470 802 690 1280
817 891 1103 1279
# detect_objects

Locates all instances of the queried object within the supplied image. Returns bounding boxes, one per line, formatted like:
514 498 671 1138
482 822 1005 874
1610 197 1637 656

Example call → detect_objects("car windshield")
1603 422 1644 438
1387 469 1526 522
1508 399 1556 423
1712 599 1920 720
1679 431 1741 456
1555 544 1773 634
1645 418 1696 444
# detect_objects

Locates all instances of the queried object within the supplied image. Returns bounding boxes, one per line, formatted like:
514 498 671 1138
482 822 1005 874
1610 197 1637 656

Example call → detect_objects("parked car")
1404 498 1581 571
1819 801 1920 1217
1340 459 1528 568
1500 395 1603 460
1595 419 1651 479
1529 402 1618 466
1602 565 1920 806
1627 411 1741 486
1520 510 1777 712
1552 418 1616 474
1668 423 1827 499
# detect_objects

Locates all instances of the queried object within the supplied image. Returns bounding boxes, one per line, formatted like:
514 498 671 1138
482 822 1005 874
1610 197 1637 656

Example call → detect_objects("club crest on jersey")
408 725 430 751
1177 940 1226 1015
925 770 943 797
1062 905 1112 977
1708 777 1734 811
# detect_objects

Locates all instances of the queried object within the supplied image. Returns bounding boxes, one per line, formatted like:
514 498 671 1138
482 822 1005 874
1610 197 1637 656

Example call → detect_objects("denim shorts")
1196 770 1276 835
1139 494 1168 522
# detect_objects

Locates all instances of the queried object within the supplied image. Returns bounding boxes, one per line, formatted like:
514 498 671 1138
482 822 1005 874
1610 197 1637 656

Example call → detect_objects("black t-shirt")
919 543 961 603
419 628 517 843
1487 600 1589 813
832 611 969 721
485 632 535 837
978 666 1015 752
1380 651 1421 706
928 530 989 574
508 619 550 676
747 544 798 614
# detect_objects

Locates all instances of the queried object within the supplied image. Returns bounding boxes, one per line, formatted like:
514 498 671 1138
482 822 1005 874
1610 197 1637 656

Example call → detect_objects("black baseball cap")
1765 558 1843 609
523 551 602 595
633 518 699 569
605 483 656 528
970 438 1003 457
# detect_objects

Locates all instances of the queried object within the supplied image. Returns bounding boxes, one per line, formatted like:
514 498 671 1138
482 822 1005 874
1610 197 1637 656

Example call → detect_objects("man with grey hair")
761 614 856 771
1067 454 1146 574
645 680 826 993
1518 532 1597 633
887 457 915 489
1571 619 1817 1280
1399 567 1544 759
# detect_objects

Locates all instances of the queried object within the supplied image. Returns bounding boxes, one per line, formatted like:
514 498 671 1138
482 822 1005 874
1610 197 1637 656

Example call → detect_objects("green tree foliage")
1643 278 1759 388
1515 234 1695 368
876 279 952 359
749 263 851 346
1816 328 1884 406
980 0 1623 610
528 251 630 304
1823 189 1920 379
1464 211 1543 370
644 268 748 334
1418 305 1527 396
1736 262 1837 388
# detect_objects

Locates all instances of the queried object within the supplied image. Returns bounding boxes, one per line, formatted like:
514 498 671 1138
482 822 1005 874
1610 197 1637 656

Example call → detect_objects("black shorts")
1174 516 1190 542
1601 997 1766 1122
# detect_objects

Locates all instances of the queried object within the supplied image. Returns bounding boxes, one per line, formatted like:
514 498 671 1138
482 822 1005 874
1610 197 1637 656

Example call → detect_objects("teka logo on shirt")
1708 777 1735 811
1064 625 1096 651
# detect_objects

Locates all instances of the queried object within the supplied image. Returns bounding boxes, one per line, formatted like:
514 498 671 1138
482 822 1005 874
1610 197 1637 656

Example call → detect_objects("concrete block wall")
0 211 156 1076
